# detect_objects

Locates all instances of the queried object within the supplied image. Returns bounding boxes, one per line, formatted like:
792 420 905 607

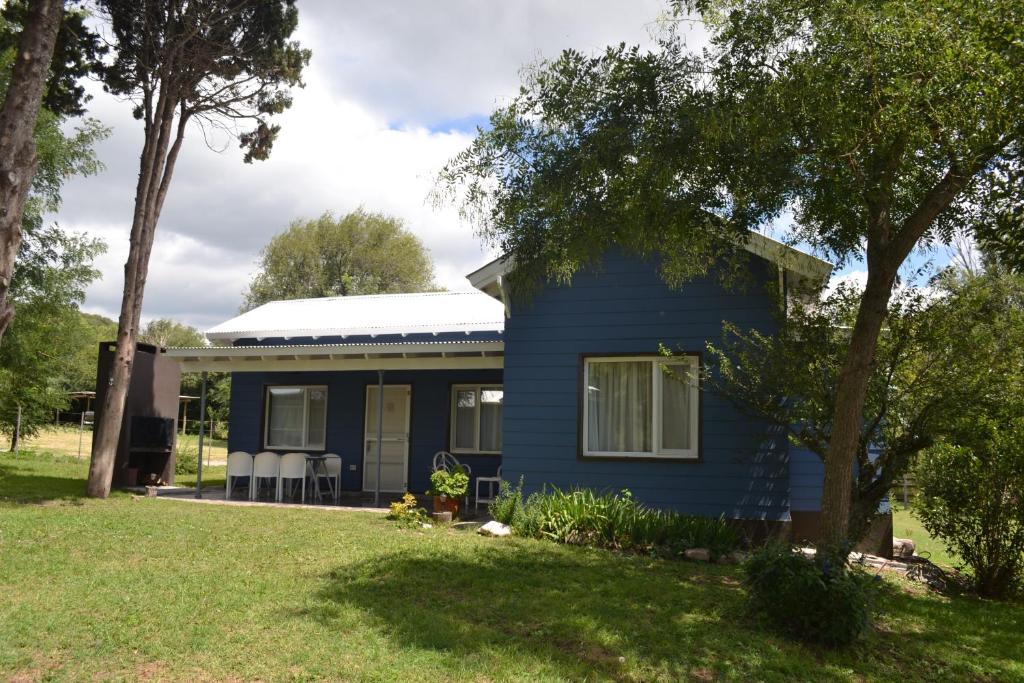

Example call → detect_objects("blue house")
169 233 834 538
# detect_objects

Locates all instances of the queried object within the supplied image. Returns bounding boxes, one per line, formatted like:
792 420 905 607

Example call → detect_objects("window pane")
586 361 652 453
661 362 694 451
306 388 327 448
480 388 503 451
268 387 304 447
454 389 476 450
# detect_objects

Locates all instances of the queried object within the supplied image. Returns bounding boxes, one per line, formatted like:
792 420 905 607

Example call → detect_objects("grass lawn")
2 452 1022 682
892 504 959 569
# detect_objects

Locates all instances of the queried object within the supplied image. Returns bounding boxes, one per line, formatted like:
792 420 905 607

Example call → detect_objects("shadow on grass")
0 454 89 503
300 542 799 680
300 541 1024 680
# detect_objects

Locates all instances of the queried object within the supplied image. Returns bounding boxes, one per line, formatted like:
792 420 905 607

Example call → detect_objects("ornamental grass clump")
744 543 876 647
505 487 740 557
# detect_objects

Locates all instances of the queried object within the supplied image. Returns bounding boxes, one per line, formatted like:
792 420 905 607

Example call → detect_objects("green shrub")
744 543 876 646
489 477 524 525
428 466 469 498
174 449 198 475
913 420 1024 599
508 487 740 557
388 493 430 527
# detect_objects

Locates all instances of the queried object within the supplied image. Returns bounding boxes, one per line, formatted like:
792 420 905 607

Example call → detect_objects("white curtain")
268 387 304 447
454 389 476 449
587 361 651 453
305 388 327 448
661 362 693 451
479 388 503 451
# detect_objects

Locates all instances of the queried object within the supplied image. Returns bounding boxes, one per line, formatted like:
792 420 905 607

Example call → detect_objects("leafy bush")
508 487 740 557
174 448 198 475
428 466 469 498
913 421 1024 599
744 543 876 646
489 477 524 525
388 493 429 527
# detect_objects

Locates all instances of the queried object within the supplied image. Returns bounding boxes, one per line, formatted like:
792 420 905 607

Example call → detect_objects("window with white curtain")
264 385 327 450
582 356 699 459
450 384 503 454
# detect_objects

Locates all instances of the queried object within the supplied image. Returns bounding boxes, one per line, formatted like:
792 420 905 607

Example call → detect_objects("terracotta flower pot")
433 494 460 516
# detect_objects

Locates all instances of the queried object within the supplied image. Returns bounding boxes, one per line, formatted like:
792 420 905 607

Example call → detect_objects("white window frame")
263 385 328 450
581 355 700 459
450 384 503 455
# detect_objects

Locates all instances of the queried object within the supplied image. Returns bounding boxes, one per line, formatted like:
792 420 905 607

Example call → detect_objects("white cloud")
51 1 685 330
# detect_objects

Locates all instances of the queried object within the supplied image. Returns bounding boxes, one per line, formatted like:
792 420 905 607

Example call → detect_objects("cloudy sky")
53 1 937 331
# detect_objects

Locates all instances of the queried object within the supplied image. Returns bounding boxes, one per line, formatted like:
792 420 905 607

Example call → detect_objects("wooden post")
374 370 384 508
195 372 207 498
78 408 86 457
12 404 21 453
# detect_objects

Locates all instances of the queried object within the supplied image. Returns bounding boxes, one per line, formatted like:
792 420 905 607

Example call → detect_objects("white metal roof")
204 291 505 341
166 339 504 372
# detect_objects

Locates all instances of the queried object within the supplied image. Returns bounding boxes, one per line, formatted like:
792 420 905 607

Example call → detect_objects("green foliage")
96 0 310 164
0 2 104 118
174 448 198 476
913 421 1024 599
744 543 876 647
428 466 469 499
243 210 438 310
387 493 430 527
508 487 740 557
139 319 205 349
705 269 1024 540
439 0 1024 291
488 476 524 525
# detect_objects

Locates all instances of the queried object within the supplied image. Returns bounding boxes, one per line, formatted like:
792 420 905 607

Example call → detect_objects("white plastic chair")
225 451 253 499
251 451 280 501
475 466 503 512
278 452 308 503
321 454 342 504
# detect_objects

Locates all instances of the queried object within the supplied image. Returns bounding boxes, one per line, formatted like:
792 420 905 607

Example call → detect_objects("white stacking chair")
278 452 308 503
322 454 343 504
475 466 503 512
225 451 253 500
251 451 280 501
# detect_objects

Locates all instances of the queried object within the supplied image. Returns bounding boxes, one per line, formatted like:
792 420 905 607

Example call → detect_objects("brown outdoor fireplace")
92 342 181 488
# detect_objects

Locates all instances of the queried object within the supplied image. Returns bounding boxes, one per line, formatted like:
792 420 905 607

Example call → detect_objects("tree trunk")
86 97 187 498
819 266 898 548
0 0 65 345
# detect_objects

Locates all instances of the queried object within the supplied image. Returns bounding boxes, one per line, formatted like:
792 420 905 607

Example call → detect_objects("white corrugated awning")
165 340 504 372
205 290 504 342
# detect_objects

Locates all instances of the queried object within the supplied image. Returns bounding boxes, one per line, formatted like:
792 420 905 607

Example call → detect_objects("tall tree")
0 0 65 344
440 0 1024 549
139 317 205 348
243 209 438 310
86 0 309 498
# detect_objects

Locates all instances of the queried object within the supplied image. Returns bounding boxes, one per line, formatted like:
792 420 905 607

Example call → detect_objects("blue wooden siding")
502 249 792 520
789 445 824 512
228 368 502 492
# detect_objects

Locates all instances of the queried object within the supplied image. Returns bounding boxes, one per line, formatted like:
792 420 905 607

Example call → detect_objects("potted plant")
429 466 469 516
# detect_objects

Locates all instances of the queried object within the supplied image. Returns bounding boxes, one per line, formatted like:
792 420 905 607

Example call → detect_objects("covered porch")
165 338 504 508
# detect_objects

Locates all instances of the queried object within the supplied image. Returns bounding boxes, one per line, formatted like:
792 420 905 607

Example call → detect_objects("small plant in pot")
429 466 469 517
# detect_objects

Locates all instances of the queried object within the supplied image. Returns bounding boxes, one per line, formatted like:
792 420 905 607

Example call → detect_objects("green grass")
2 452 1022 682
892 503 959 569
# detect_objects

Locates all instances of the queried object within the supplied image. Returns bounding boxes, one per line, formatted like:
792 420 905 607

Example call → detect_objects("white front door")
363 384 411 493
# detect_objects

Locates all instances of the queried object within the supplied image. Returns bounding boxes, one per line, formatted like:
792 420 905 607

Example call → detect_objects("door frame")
362 383 412 493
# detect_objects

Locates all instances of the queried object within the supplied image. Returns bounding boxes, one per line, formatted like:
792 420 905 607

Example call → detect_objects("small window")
582 356 699 459
450 384 503 454
264 385 327 450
